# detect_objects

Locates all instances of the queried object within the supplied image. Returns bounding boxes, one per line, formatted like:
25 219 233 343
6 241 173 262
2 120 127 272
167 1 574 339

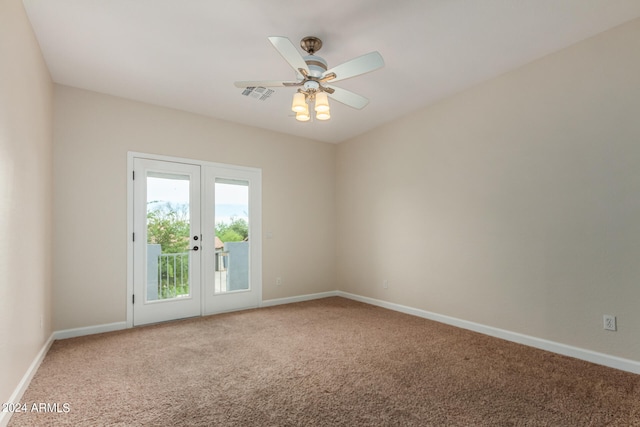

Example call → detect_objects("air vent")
241 86 274 101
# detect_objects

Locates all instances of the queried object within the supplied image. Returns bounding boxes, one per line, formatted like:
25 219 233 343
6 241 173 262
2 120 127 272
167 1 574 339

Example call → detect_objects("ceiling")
22 1 640 144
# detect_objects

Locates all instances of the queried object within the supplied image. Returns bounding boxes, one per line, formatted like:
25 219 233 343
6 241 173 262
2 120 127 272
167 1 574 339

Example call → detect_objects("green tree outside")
216 216 249 242
146 202 190 252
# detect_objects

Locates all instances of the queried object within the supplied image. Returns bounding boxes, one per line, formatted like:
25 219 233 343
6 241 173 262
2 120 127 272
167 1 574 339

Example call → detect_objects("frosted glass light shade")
314 92 330 113
296 103 310 121
296 111 311 121
316 111 330 121
291 92 307 113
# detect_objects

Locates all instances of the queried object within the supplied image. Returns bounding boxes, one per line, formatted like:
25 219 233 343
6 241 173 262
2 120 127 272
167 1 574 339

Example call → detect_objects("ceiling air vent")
241 86 274 101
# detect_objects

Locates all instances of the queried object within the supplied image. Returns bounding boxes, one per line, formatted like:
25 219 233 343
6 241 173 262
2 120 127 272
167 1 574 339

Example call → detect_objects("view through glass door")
212 179 249 294
204 166 261 314
133 158 201 326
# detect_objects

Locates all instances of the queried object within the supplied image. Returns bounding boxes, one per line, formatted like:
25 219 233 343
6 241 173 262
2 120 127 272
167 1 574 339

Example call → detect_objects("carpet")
8 297 640 426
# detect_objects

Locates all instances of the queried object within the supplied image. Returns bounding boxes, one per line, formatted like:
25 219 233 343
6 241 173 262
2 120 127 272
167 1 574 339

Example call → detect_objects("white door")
133 158 201 325
203 165 262 314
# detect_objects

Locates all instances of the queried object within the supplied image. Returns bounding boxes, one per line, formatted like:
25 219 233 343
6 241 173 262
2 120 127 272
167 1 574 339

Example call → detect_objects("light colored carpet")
9 297 640 426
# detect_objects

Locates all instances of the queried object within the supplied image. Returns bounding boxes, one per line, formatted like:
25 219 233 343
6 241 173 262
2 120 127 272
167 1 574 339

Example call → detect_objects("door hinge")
132 232 135 242
132 294 135 304
132 170 135 180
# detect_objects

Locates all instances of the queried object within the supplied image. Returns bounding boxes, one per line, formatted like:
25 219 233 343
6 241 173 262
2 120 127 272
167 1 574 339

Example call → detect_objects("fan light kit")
235 36 384 122
291 81 331 122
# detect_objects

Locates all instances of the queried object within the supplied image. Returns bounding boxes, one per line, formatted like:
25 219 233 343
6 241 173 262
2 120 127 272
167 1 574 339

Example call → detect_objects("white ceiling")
22 1 640 144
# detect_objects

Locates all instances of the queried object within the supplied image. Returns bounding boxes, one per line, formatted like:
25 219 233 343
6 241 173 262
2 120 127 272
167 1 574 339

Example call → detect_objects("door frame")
126 152 263 328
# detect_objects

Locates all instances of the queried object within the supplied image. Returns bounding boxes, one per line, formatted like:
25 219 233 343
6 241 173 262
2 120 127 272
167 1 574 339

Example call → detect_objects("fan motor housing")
303 55 327 78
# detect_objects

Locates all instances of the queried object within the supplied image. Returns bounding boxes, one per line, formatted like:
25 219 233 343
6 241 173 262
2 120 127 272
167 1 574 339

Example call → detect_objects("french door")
202 166 261 314
131 154 262 326
133 158 202 325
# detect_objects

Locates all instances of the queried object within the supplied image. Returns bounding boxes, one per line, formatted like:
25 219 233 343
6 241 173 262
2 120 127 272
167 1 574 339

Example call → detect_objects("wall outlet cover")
603 315 617 331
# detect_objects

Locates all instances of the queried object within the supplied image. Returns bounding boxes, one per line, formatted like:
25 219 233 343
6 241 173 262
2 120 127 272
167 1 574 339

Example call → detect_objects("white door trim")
126 152 262 328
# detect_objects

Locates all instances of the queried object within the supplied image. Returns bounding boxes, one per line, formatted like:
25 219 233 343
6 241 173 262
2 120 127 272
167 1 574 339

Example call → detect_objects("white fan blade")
323 51 384 83
268 36 310 76
325 86 370 110
234 80 290 88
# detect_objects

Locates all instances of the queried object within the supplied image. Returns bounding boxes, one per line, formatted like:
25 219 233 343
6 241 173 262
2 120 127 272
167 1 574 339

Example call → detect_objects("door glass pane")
214 179 249 293
146 172 191 301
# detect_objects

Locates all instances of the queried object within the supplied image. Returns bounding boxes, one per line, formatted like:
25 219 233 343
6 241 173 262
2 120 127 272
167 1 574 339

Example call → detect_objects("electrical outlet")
383 280 389 289
603 315 617 331
276 277 282 286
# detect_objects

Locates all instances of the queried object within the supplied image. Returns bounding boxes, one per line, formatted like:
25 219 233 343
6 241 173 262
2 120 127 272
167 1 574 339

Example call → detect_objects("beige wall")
53 85 336 330
0 0 53 405
337 18 640 361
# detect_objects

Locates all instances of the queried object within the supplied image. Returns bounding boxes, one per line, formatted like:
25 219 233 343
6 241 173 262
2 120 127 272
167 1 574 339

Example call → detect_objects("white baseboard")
261 291 339 308
53 321 127 340
49 295 335 340
337 291 640 375
0 334 55 427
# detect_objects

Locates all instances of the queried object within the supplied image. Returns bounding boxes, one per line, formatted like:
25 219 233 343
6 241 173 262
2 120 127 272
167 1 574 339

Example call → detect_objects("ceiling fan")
234 36 384 121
